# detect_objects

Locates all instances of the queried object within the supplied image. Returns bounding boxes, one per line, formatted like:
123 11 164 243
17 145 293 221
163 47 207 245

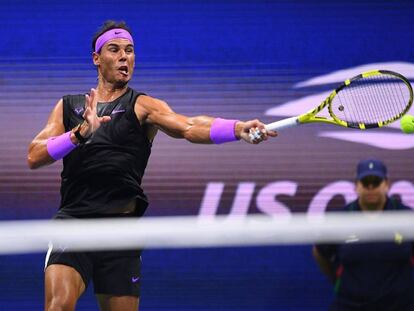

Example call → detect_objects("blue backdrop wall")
0 1 413 310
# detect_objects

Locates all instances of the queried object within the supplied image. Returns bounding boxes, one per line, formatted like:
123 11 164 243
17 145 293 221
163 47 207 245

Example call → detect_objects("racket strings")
361 75 404 123
376 75 402 121
372 76 390 121
372 75 392 122
360 75 401 122
332 74 410 126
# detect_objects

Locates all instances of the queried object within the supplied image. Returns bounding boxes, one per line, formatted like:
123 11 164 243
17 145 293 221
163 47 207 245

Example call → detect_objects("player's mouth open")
118 66 129 76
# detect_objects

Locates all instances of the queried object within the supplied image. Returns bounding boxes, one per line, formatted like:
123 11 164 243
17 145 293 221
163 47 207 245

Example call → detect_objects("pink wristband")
210 118 240 144
46 131 77 160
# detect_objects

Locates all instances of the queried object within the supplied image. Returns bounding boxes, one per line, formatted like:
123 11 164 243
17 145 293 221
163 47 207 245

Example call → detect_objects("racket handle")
265 117 299 131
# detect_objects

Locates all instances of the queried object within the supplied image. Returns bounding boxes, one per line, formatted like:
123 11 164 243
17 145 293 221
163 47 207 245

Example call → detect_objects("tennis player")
27 20 276 311
313 159 414 311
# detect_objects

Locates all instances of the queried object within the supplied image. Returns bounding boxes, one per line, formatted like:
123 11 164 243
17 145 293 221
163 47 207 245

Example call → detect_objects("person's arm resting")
312 245 336 283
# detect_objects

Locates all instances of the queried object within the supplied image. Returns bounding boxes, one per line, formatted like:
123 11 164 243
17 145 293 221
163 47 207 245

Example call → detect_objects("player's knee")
46 295 77 311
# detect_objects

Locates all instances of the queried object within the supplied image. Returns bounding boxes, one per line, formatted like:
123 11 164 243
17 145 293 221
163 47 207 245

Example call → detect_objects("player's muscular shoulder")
134 95 171 125
134 95 170 142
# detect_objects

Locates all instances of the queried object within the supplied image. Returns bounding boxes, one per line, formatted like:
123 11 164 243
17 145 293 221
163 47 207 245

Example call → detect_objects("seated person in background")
313 159 414 311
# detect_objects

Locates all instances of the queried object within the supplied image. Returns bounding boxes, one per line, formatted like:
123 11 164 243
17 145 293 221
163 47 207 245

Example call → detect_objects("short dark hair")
92 20 133 53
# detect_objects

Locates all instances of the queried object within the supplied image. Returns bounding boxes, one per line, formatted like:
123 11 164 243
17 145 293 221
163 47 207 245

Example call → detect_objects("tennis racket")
257 70 413 137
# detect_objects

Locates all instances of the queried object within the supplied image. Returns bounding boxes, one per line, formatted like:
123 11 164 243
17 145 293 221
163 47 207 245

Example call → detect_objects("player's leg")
96 295 139 311
44 244 92 311
44 264 86 311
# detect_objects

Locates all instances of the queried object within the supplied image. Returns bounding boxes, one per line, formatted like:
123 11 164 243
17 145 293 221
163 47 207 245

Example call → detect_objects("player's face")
356 176 389 211
94 38 135 86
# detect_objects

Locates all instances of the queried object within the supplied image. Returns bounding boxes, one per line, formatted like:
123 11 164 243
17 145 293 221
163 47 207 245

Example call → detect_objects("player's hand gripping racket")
250 70 413 140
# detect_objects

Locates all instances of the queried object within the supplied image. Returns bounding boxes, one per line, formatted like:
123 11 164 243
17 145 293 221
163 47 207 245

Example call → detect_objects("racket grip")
264 117 299 131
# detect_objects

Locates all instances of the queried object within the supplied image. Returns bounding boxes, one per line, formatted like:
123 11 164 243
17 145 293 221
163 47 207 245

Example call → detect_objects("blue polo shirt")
316 199 414 311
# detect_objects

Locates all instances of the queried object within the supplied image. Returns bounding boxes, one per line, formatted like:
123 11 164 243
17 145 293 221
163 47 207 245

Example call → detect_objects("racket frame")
265 70 413 132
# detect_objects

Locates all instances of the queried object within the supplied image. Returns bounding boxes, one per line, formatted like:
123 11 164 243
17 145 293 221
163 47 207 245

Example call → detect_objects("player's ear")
92 52 100 66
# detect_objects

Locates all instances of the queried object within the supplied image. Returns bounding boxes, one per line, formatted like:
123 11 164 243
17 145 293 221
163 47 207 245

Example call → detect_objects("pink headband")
94 28 134 53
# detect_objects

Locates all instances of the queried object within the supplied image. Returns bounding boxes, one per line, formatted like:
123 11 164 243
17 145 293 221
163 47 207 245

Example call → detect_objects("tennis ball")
400 115 414 134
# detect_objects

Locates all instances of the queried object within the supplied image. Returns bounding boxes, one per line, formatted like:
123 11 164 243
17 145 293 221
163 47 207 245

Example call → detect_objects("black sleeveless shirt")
57 88 151 217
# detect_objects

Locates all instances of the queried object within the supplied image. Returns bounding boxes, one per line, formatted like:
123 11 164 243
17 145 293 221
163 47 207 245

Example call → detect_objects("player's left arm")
135 95 277 144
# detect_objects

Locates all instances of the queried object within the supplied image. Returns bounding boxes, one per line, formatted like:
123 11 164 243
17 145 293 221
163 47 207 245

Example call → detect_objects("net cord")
0 211 413 254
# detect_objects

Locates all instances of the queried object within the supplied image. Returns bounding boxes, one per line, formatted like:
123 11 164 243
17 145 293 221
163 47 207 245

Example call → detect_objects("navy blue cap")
356 159 387 180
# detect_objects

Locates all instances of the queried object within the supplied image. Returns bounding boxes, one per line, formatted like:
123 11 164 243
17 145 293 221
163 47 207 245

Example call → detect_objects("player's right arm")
27 99 70 169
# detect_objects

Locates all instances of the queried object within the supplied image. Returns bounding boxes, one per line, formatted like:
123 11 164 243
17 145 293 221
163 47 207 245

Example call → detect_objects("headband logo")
95 28 134 53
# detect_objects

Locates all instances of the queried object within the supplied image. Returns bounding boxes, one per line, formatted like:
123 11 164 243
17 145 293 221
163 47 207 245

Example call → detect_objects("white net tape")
1 211 413 254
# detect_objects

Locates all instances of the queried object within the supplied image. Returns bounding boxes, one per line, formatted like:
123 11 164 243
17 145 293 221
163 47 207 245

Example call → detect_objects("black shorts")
45 244 142 296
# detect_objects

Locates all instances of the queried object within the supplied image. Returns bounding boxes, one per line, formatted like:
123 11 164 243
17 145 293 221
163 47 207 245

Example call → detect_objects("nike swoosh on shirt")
111 109 126 115
131 277 140 283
